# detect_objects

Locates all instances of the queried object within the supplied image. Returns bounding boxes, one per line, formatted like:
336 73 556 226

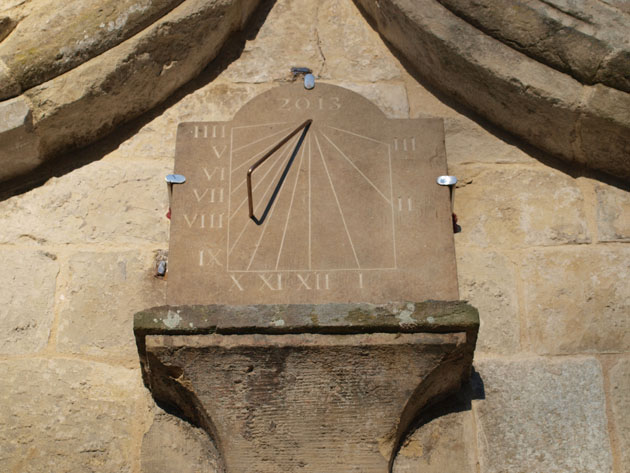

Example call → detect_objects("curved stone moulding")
0 0 262 183
353 0 630 181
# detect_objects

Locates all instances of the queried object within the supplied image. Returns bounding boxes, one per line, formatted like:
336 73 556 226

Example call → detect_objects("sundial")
167 82 458 305
137 81 476 473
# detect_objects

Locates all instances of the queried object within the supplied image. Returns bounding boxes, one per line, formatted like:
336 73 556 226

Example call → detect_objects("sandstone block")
0 0 185 98
596 182 630 241
456 249 519 354
316 0 402 82
436 0 630 92
452 165 589 248
393 407 476 473
444 117 537 165
56 251 165 359
141 410 220 473
521 246 630 354
473 358 613 473
0 359 144 473
0 95 41 181
0 249 58 355
0 159 171 245
609 357 630 473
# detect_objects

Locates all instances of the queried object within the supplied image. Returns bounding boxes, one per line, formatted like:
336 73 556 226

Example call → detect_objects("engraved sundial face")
167 82 458 305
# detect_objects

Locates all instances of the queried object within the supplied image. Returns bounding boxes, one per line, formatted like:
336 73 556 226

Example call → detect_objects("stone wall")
0 1 628 472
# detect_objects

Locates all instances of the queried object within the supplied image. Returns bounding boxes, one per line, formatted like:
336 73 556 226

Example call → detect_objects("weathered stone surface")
596 182 630 242
354 0 630 180
521 246 630 354
0 0 186 99
452 165 589 248
0 358 144 473
0 0 262 183
0 95 41 181
456 249 519 354
316 0 402 82
393 408 477 473
474 358 613 473
0 159 170 245
28 0 261 160
142 330 474 473
609 358 630 473
0 249 58 355
329 80 409 118
222 0 401 84
436 0 630 92
141 409 220 473
444 117 537 164
56 251 165 359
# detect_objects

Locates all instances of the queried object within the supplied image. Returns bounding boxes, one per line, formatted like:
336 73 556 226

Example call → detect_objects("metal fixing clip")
165 174 186 219
437 175 459 233
291 67 315 90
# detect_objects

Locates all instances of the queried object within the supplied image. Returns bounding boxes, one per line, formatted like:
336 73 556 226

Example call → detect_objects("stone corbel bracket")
134 301 479 473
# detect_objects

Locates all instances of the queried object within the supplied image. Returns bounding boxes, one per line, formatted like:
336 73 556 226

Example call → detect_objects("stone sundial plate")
167 82 458 305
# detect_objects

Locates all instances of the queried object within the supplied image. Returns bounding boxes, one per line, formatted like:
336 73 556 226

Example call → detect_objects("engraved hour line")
388 144 397 268
314 132 361 269
231 124 293 154
308 133 312 270
228 133 299 223
321 132 391 205
229 127 298 177
230 132 299 197
275 137 307 270
228 267 394 273
229 136 298 257
325 125 388 145
245 158 291 270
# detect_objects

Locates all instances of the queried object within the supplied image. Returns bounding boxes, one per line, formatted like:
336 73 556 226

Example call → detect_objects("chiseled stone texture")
393 409 476 473
596 182 630 242
0 359 145 473
456 249 519 354
522 246 630 354
609 358 630 473
474 358 613 473
0 159 170 246
452 165 590 248
0 249 58 355
141 410 221 473
56 251 165 359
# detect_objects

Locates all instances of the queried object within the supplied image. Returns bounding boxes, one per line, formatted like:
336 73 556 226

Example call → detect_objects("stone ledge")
134 300 480 336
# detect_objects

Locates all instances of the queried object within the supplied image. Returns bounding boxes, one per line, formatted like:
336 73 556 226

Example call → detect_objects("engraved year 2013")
279 96 341 111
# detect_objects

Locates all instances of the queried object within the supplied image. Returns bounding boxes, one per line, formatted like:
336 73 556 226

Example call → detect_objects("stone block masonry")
0 1 628 472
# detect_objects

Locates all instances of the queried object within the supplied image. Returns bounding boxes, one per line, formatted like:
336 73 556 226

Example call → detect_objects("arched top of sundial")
233 82 387 125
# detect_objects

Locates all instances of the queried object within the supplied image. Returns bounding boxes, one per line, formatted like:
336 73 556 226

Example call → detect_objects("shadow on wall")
0 0 279 202
392 369 485 472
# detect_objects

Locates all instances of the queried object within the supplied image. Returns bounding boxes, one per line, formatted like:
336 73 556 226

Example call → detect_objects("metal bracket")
437 175 459 233
165 174 186 219
291 67 315 89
